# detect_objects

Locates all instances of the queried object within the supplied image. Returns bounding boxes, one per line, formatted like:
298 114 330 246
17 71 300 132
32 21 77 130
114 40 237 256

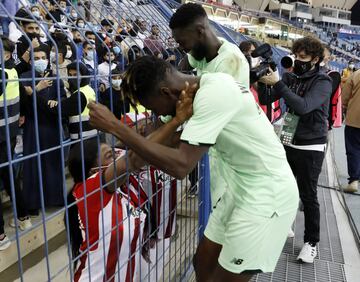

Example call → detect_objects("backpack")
327 71 342 129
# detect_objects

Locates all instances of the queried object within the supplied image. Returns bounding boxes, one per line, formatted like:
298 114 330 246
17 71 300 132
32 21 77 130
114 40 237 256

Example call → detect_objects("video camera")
250 43 277 84
280 55 295 69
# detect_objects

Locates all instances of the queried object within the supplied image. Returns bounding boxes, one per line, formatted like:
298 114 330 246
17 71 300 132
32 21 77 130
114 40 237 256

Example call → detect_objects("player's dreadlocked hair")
169 3 207 30
121 56 173 109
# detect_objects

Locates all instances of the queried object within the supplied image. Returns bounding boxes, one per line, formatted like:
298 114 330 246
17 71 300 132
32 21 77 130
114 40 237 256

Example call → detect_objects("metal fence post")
198 154 211 240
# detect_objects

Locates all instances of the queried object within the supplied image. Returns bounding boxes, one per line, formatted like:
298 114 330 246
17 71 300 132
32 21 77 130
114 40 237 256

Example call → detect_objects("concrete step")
0 207 66 274
0 168 72 275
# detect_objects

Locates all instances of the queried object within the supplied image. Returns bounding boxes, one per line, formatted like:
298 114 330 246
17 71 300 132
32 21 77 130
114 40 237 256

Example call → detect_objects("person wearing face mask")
64 42 74 61
49 43 71 91
99 69 129 121
76 18 86 29
81 41 98 89
33 62 96 142
98 48 118 92
30 6 42 20
0 38 32 250
69 8 78 21
258 36 332 264
20 44 67 215
15 17 48 76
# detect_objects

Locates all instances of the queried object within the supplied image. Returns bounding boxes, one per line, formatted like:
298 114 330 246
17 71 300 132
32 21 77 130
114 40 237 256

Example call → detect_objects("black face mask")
293 60 313 76
73 38 82 44
68 78 80 91
27 32 39 40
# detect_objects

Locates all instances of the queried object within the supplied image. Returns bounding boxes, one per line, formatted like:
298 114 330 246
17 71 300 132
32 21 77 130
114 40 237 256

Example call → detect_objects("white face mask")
251 57 261 68
71 12 77 19
34 59 48 73
33 11 40 18
78 22 85 28
85 50 94 61
349 64 355 70
65 49 72 59
112 79 122 89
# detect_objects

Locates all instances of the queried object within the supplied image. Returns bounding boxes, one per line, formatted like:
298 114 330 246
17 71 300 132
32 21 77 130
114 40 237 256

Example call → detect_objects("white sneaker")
344 181 359 193
0 235 11 251
297 242 317 263
9 217 32 231
288 229 295 238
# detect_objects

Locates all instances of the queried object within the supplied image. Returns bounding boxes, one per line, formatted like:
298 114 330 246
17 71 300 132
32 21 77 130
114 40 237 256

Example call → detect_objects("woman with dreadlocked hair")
88 56 299 282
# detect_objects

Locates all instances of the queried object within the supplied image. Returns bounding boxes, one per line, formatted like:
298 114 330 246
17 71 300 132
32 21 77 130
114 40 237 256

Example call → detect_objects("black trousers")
285 146 325 243
345 125 360 183
0 138 28 234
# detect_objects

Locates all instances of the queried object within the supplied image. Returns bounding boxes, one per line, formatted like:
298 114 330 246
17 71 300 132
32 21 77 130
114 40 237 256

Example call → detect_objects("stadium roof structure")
233 0 358 12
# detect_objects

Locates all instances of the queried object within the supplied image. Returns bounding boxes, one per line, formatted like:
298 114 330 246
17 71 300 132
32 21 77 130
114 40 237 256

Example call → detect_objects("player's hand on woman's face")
88 101 119 133
174 81 197 124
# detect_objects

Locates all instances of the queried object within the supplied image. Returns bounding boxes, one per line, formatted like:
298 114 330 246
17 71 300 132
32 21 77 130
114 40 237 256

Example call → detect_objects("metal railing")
0 0 203 281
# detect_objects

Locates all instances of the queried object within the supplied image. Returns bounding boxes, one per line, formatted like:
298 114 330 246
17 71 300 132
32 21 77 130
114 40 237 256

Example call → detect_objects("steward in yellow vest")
35 62 97 141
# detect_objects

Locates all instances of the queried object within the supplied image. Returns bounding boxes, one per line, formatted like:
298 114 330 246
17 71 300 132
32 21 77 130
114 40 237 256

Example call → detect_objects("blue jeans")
345 125 360 183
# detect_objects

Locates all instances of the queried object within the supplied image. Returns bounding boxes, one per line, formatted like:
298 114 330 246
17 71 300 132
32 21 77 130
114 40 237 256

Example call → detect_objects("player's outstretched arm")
89 84 208 179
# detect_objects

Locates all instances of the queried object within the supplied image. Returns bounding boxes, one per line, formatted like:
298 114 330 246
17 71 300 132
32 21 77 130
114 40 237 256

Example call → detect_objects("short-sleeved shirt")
188 38 249 88
187 38 250 201
181 73 298 217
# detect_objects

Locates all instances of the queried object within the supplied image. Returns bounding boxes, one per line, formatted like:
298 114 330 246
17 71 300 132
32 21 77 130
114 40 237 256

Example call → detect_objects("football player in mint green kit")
88 56 299 282
169 3 250 203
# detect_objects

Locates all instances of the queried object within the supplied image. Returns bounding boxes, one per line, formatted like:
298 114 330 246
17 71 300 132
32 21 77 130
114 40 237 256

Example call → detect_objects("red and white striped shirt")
120 113 178 239
73 172 145 282
122 167 177 239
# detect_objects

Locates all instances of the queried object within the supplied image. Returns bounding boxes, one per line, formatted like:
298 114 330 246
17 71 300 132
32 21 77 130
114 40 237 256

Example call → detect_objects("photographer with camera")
249 43 281 122
258 36 332 264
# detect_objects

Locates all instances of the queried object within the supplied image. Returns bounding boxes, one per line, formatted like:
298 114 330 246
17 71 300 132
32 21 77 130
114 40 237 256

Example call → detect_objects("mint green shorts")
204 191 297 274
